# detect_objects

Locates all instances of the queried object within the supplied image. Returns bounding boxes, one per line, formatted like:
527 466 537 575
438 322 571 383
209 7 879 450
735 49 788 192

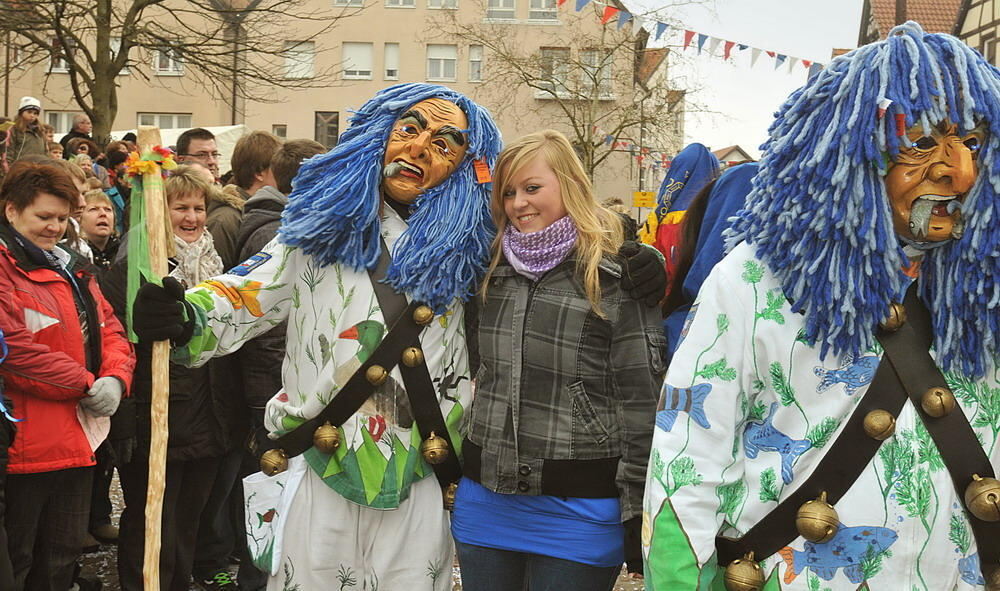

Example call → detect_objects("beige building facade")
2 0 682 201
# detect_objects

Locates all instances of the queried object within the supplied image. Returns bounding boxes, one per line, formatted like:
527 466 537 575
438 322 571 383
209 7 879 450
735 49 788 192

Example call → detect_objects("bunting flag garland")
574 0 823 76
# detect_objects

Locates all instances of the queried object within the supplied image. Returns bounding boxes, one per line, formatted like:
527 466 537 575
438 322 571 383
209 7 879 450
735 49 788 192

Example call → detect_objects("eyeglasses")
181 151 221 161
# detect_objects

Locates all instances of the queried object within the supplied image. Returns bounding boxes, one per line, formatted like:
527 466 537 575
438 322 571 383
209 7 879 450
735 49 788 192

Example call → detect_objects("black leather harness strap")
717 282 999 583
270 242 423 459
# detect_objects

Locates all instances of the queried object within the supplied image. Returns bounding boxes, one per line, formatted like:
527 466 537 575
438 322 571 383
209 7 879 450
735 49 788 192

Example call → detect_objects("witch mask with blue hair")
727 21 1000 378
279 83 502 312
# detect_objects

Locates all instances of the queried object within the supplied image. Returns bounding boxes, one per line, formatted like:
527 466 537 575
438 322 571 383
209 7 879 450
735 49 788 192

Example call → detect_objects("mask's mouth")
909 194 965 240
383 160 424 181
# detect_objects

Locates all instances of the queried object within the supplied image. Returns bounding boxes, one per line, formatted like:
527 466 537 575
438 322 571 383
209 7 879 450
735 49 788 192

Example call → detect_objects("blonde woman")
453 130 665 590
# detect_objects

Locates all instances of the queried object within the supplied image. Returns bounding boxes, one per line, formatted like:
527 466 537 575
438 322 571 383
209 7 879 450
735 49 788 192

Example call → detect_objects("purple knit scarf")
502 216 578 281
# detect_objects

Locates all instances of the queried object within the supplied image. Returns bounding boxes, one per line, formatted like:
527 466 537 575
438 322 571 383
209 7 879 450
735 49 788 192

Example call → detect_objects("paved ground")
80 473 646 590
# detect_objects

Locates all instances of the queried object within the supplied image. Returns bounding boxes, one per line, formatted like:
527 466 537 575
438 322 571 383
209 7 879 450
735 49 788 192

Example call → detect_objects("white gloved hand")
81 376 123 417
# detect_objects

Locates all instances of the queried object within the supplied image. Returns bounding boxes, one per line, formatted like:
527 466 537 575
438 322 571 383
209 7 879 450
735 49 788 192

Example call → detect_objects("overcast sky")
637 0 865 157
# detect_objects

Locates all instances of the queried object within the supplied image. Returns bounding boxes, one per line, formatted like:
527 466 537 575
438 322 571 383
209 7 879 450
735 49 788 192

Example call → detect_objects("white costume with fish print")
643 242 1000 590
175 207 467 590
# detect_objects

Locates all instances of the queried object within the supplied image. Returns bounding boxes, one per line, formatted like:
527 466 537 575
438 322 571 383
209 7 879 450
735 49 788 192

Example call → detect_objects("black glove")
619 240 667 309
132 276 195 344
624 515 643 576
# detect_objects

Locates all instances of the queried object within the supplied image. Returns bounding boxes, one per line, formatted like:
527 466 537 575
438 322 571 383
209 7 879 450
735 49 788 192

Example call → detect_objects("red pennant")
600 5 618 24
557 0 567 6
723 41 735 60
802 59 812 68
765 50 775 58
683 30 696 50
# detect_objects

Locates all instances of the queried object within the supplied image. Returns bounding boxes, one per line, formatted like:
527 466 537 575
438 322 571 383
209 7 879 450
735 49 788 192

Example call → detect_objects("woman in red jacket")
0 161 134 591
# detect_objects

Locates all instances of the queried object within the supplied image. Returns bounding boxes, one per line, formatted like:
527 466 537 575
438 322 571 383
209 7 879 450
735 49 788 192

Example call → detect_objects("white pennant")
787 57 799 72
632 15 645 34
707 37 722 57
751 47 762 67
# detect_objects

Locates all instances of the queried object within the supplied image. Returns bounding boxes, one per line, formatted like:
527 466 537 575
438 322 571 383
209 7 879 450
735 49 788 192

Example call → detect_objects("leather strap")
269 243 423 458
368 242 462 489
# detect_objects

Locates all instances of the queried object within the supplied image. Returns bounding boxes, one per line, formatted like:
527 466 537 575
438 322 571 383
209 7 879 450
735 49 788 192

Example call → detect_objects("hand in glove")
618 240 667 309
81 376 123 417
133 276 194 344
623 515 644 578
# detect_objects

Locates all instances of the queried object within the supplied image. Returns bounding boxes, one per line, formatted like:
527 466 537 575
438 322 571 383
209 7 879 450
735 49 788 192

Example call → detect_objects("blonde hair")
482 129 623 315
166 164 212 206
83 188 111 207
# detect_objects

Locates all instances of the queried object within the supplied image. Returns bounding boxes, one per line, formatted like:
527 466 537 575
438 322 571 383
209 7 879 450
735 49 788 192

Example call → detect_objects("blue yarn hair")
278 83 502 311
726 21 1000 377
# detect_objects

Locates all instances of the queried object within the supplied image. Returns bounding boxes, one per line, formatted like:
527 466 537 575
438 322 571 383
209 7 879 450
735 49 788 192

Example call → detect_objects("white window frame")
536 47 570 98
528 0 558 20
385 0 415 8
46 111 76 134
137 113 192 129
468 45 483 82
110 37 130 75
384 43 400 80
342 42 373 80
426 44 457 82
428 0 457 8
580 48 613 99
486 0 515 20
334 0 364 5
272 124 287 139
49 36 74 73
153 46 183 76
284 41 316 79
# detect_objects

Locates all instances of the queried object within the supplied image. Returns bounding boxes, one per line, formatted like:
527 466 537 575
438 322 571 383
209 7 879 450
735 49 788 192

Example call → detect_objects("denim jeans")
455 541 620 591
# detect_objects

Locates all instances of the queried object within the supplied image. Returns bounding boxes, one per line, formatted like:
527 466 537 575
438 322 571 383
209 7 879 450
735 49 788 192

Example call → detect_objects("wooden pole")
895 0 907 26
136 125 170 590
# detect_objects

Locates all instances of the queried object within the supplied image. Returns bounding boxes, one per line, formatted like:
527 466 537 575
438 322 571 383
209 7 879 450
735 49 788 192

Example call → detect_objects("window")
49 36 75 73
284 41 315 79
426 44 457 81
538 47 570 97
342 42 373 79
46 112 76 134
315 112 340 149
272 124 287 139
529 0 557 20
334 0 363 5
153 46 183 75
384 43 399 80
468 45 483 82
137 113 192 129
386 0 415 7
486 0 514 19
581 49 612 98
428 0 457 8
110 37 130 75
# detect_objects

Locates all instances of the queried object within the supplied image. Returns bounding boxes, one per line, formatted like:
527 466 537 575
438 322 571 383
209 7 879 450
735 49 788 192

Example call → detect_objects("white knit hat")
18 96 41 113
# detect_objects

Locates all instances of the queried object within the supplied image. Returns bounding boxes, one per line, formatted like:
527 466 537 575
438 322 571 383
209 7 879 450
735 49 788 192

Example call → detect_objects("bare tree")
427 1 686 177
0 0 355 143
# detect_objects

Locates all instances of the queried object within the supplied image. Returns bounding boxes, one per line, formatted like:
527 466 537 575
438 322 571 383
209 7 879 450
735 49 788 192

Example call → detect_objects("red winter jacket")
0 226 134 474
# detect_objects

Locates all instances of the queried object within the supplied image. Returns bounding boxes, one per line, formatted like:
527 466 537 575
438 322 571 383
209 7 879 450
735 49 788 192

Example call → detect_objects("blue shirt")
451 477 624 567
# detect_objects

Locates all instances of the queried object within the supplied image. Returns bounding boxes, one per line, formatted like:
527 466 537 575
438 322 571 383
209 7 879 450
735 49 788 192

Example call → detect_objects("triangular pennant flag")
802 59 812 68
632 16 645 35
723 41 735 60
557 0 567 6
808 62 823 80
787 57 799 72
751 47 762 67
775 54 787 69
696 33 708 54
604 134 614 145
600 5 618 25
655 22 669 41
617 10 632 30
708 37 722 56
766 50 776 58
683 30 696 50
575 0 591 11
738 43 748 50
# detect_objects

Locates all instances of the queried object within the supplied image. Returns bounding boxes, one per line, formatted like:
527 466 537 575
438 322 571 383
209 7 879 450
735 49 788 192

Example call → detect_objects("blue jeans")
455 541 620 591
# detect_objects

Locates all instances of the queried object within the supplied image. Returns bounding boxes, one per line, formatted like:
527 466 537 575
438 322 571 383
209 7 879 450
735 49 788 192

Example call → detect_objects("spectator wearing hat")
2 98 47 166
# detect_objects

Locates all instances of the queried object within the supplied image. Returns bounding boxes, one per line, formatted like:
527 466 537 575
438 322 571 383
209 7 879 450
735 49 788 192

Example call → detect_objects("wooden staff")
136 126 170 590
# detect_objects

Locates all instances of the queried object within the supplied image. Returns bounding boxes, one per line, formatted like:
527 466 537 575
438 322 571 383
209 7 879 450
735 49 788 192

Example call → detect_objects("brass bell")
366 364 388 386
965 474 1000 522
723 552 764 591
402 347 424 368
420 431 450 464
413 305 434 326
259 448 288 476
920 386 956 418
313 421 341 454
443 482 458 511
880 302 906 332
795 491 839 543
863 409 896 440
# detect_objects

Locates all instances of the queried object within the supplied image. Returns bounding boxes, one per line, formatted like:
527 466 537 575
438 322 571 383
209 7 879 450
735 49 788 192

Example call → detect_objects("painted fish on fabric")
743 402 811 484
959 552 986 585
778 523 898 584
656 383 712 432
813 354 879 396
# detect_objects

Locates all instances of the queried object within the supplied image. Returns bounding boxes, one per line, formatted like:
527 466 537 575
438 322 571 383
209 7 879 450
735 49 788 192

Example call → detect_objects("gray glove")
81 376 123 417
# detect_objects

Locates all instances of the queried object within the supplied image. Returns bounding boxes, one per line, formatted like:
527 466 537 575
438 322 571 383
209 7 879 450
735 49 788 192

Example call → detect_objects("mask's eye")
963 137 981 152
912 136 937 150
